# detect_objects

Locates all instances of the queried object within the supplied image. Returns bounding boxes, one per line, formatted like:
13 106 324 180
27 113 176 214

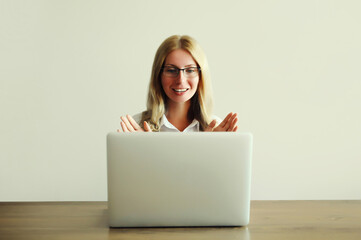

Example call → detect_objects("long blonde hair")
141 35 213 131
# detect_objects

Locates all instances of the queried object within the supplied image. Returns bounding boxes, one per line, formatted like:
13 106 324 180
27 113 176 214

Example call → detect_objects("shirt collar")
160 114 200 132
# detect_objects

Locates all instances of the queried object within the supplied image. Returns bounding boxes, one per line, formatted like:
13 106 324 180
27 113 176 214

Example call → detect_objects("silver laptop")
107 132 253 227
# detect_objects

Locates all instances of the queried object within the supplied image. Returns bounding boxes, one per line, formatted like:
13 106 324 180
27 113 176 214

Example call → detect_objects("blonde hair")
141 35 213 131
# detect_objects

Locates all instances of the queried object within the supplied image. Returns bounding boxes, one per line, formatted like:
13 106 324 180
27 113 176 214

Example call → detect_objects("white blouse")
132 112 222 132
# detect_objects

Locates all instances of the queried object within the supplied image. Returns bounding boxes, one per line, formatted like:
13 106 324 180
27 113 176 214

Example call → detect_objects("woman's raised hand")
117 115 152 132
205 112 238 132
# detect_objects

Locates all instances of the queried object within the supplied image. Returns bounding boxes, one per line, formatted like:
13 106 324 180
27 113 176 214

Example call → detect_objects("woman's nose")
175 71 186 83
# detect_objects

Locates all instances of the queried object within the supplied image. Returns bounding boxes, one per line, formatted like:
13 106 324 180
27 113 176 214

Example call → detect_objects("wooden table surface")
0 201 360 240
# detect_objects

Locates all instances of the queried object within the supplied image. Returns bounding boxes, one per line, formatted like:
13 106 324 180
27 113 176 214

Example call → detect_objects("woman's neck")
165 101 192 131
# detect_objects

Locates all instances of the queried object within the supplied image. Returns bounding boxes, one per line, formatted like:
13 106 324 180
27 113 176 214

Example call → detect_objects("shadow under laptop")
108 226 250 240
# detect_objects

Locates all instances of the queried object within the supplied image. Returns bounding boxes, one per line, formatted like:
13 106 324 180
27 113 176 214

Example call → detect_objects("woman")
118 35 238 132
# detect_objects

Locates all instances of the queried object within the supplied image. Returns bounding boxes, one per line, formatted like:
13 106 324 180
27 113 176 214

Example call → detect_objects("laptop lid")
107 132 253 227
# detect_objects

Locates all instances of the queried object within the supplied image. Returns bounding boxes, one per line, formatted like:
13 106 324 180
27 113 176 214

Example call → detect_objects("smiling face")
161 49 199 105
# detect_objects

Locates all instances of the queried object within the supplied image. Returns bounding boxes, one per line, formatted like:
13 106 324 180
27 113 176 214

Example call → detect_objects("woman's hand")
117 115 152 132
205 112 238 132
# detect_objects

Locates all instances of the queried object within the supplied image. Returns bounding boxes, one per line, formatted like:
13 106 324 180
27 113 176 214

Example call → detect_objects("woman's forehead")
164 49 197 66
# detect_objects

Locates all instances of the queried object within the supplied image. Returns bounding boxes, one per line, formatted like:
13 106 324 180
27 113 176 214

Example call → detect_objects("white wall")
1 0 360 201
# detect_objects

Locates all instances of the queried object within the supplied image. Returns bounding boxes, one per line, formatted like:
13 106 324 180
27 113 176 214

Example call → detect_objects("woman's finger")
209 119 217 129
127 115 142 131
228 116 238 131
205 119 217 132
144 121 152 132
224 113 237 130
121 116 135 132
120 121 129 132
219 113 232 128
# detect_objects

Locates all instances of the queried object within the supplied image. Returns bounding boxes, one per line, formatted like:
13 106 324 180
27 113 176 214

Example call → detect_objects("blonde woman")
118 35 238 132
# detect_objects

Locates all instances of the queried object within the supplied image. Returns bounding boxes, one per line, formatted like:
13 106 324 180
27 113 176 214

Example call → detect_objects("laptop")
107 132 253 227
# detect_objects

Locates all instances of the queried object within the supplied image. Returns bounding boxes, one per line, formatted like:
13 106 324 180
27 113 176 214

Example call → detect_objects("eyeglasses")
162 66 201 78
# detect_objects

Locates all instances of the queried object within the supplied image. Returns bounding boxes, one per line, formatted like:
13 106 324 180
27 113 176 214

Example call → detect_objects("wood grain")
0 201 360 240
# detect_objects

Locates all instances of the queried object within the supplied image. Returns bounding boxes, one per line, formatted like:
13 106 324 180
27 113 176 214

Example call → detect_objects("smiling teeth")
174 89 188 92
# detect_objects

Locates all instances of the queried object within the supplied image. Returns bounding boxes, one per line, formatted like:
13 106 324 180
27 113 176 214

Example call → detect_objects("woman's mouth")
173 88 189 93
172 88 189 96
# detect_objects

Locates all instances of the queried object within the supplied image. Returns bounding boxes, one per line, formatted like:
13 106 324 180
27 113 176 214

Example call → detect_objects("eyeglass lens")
163 66 199 77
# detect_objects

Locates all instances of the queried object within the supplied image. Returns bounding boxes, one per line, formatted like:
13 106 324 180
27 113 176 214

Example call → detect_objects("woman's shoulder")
132 112 144 125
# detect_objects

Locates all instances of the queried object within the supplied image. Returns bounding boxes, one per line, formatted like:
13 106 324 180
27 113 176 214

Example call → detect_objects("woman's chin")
168 95 193 104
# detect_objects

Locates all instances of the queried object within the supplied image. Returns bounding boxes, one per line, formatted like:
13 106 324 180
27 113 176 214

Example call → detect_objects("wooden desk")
0 201 360 240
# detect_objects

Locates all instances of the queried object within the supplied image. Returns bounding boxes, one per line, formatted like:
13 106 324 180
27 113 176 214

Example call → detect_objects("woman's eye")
186 68 196 73
166 68 177 73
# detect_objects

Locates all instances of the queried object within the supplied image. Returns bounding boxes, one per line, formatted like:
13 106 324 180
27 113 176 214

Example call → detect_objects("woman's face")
161 49 199 104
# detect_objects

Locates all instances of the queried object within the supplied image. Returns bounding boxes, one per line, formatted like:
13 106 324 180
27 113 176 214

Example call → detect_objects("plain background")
1 0 360 201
